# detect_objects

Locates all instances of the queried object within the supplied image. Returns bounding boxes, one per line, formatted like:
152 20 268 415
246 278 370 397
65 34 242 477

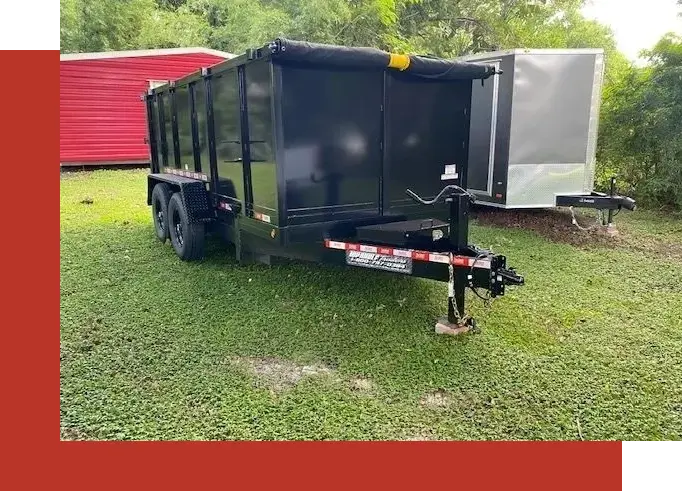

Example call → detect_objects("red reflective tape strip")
451 256 492 269
326 240 346 250
377 247 393 256
452 256 469 267
359 244 378 253
346 243 361 251
412 251 429 261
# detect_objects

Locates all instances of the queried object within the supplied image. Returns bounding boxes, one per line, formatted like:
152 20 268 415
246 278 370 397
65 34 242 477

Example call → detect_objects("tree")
67 0 682 207
598 33 682 208
60 0 159 53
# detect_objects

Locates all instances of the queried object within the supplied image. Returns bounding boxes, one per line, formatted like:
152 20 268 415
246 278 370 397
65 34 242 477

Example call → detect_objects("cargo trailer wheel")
168 193 205 261
151 183 172 242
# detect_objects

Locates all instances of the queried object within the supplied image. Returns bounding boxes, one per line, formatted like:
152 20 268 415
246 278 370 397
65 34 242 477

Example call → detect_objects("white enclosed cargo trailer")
461 48 609 209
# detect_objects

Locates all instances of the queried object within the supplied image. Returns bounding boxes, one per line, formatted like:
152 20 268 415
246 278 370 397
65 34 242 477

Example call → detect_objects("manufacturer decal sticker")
346 250 413 274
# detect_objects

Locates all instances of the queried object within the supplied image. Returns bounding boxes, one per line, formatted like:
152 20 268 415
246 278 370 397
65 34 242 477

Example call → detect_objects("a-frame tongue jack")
406 185 478 335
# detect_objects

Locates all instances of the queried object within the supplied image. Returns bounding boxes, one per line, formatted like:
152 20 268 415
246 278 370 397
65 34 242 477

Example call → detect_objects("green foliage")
60 170 682 440
59 0 681 209
137 5 210 48
598 33 682 209
60 0 157 52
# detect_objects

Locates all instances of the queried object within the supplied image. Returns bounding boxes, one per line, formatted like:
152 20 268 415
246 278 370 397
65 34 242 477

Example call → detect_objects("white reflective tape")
360 245 378 253
429 253 450 264
392 249 412 258
327 241 346 250
469 258 492 269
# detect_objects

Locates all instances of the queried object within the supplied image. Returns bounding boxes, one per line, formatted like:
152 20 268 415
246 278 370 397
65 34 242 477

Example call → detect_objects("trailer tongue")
143 38 524 334
325 184 523 333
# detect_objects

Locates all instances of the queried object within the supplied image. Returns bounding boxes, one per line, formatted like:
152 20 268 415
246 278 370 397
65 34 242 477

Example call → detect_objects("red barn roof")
60 47 232 166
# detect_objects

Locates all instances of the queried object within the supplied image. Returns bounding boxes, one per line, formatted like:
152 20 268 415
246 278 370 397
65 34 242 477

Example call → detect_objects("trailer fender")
147 174 214 223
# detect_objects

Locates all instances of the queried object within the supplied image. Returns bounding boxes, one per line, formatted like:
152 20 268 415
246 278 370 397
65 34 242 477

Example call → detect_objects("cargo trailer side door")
467 59 501 197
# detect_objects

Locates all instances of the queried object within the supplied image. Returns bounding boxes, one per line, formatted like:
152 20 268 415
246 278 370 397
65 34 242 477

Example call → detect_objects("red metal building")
60 47 231 166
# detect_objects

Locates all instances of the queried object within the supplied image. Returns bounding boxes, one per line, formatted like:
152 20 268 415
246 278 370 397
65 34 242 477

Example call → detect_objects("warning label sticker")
346 250 412 274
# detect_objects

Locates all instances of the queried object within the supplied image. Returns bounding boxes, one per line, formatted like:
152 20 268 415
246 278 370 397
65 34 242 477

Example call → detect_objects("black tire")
151 183 172 242
168 193 205 261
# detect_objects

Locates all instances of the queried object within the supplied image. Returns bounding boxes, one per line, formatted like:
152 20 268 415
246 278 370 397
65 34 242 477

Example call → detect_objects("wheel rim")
155 201 165 232
173 208 184 247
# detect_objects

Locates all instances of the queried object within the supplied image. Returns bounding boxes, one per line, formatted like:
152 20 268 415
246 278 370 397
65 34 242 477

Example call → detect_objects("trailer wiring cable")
469 253 493 307
407 184 474 206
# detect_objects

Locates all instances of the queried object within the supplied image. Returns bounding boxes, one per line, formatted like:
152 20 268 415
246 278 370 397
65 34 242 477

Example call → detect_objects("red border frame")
4 50 621 489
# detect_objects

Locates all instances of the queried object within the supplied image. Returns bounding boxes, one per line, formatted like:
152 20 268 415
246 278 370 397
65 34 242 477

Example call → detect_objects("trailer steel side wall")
461 49 604 208
150 55 474 234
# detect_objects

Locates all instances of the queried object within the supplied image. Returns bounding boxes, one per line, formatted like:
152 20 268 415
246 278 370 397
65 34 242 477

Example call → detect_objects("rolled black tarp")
268 38 496 81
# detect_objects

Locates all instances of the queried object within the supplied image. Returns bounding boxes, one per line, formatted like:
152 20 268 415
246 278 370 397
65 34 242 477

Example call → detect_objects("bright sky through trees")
582 0 682 61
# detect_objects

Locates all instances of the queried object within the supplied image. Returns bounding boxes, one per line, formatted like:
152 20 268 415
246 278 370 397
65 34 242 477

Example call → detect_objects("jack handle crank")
405 185 475 206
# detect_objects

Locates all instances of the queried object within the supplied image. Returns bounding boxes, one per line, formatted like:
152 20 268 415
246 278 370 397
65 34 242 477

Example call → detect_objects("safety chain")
569 206 605 232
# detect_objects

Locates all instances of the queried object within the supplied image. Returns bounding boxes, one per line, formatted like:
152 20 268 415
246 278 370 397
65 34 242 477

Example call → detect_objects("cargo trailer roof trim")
459 48 604 60
60 47 235 62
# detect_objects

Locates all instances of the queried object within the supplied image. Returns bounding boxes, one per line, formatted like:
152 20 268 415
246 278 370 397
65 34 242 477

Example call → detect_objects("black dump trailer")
143 38 524 334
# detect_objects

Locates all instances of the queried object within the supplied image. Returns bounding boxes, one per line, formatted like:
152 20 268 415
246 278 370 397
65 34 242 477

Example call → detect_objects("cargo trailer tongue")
143 39 524 335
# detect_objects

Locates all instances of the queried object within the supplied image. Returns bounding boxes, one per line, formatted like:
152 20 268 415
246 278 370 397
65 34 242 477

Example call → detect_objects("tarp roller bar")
267 38 498 81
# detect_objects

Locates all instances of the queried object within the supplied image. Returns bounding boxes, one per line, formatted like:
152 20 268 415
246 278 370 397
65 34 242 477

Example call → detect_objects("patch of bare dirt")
400 430 440 441
620 234 682 260
474 207 682 259
230 356 336 392
419 389 452 409
60 426 91 441
418 389 486 414
472 207 619 248
349 376 375 393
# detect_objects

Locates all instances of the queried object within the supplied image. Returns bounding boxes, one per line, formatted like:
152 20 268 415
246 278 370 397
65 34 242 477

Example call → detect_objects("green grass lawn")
60 169 682 440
